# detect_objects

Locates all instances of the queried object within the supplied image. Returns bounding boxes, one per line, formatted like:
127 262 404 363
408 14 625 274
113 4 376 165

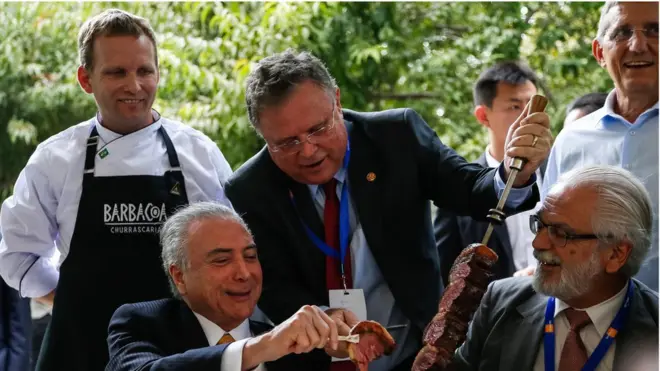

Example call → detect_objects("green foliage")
0 2 609 199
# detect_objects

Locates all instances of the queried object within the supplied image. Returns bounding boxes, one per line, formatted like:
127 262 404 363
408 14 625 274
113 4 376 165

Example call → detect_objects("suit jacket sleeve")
452 281 495 371
0 279 31 371
106 304 227 371
405 109 538 218
433 208 466 287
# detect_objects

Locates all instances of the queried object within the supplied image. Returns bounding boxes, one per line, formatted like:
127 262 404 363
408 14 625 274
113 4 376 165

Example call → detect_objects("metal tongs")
337 324 407 343
481 95 548 246
338 334 361 344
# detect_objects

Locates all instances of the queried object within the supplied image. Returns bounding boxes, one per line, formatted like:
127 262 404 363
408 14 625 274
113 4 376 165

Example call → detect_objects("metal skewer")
481 95 548 246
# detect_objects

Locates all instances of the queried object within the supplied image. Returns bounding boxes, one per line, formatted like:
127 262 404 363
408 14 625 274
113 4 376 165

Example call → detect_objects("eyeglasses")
268 104 337 156
529 214 599 247
607 24 659 43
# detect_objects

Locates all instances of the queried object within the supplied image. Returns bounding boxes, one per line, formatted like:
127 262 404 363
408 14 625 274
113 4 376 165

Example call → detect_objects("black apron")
36 124 189 370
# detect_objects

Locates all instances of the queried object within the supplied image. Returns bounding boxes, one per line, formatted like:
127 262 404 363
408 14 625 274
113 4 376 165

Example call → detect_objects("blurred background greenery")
0 2 610 200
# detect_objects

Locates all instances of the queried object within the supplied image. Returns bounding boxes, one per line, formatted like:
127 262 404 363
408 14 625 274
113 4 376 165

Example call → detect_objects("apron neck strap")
84 123 181 174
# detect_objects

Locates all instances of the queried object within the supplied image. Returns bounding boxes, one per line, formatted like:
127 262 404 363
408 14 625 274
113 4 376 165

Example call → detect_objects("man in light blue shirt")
541 1 658 290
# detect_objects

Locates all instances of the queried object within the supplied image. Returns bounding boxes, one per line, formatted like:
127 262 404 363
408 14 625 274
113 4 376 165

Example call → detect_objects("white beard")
532 250 603 301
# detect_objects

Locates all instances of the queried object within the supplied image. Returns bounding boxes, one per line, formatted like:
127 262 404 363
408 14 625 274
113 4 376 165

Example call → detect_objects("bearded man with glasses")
454 165 658 371
225 49 553 370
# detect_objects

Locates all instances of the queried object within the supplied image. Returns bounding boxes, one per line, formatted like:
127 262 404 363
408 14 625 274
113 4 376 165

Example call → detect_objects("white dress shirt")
484 148 542 270
193 312 267 371
0 116 233 297
533 282 629 371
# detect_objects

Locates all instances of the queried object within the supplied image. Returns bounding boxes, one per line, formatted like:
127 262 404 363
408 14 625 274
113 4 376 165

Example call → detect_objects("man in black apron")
0 9 232 371
36 123 188 370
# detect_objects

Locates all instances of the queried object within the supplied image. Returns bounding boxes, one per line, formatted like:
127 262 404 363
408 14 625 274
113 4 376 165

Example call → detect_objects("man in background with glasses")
225 49 553 370
541 1 659 290
454 165 658 371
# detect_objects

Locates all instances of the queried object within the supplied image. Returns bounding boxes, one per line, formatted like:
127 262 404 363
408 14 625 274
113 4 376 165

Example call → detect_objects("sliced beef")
448 261 494 287
423 312 468 350
347 320 396 371
437 279 485 319
412 344 442 371
450 243 498 271
412 344 454 371
412 243 498 370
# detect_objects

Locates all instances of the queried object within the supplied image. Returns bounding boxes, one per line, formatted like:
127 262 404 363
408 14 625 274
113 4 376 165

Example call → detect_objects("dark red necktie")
323 179 353 290
558 308 592 371
323 179 354 371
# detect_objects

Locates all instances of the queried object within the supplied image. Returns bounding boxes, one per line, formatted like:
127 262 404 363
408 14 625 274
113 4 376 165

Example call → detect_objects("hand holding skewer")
482 95 549 245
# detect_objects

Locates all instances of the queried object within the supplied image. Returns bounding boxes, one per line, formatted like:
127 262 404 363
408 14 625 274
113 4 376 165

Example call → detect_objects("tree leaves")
0 2 609 199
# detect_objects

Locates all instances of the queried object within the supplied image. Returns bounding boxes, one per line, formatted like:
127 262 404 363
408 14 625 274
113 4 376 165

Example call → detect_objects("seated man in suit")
434 61 544 286
454 164 658 371
226 49 553 371
106 202 346 371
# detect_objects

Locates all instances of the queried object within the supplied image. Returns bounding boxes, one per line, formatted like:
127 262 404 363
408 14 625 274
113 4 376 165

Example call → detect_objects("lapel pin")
98 148 109 159
366 172 376 182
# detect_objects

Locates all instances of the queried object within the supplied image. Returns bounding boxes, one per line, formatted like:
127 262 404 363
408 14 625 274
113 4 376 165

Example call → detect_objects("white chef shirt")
0 116 233 297
193 312 267 371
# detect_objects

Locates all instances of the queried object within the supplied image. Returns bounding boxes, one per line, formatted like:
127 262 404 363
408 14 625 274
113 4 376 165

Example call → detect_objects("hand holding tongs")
338 334 360 344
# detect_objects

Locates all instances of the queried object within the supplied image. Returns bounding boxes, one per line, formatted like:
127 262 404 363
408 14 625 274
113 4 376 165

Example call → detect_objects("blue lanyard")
292 142 352 289
543 280 633 371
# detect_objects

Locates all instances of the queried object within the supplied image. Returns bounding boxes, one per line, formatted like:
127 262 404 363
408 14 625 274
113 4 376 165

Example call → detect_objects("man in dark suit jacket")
0 231 32 371
435 61 545 285
107 202 345 371
1 277 31 371
455 277 657 371
454 165 659 371
225 50 553 371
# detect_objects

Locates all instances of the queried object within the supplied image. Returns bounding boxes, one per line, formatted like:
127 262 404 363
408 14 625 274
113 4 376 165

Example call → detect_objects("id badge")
329 289 367 321
329 289 367 362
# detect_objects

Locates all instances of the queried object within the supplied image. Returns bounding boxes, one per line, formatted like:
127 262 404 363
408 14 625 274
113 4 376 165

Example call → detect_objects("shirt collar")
308 161 348 198
484 146 501 168
554 281 629 337
92 112 163 143
599 89 659 127
192 311 252 346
